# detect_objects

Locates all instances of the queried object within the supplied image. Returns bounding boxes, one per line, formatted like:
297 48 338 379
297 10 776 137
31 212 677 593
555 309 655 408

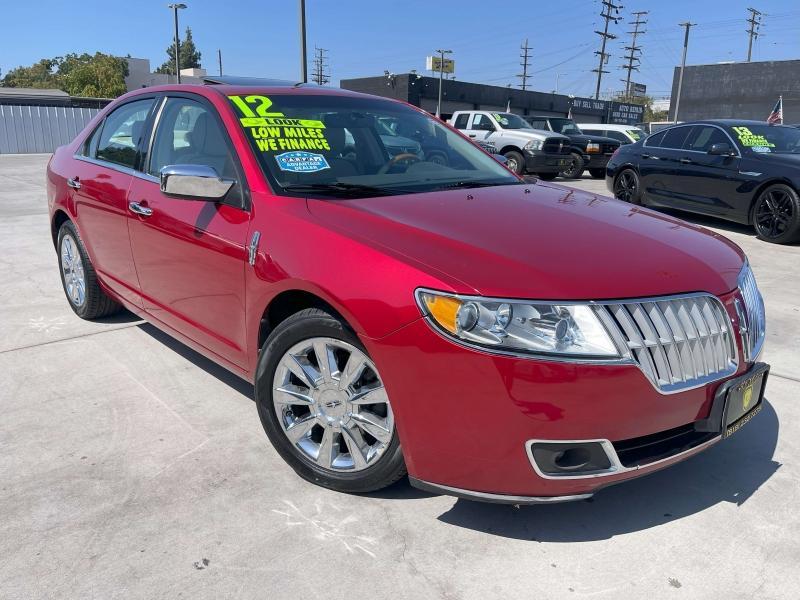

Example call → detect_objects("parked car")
449 110 571 179
578 123 647 145
48 83 768 504
525 116 621 179
607 119 800 244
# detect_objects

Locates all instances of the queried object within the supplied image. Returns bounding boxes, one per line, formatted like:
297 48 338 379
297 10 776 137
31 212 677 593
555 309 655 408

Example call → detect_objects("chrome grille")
594 294 737 393
736 264 766 362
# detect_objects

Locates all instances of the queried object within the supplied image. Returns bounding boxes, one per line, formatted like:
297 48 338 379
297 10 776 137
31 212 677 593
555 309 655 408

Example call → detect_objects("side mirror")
160 164 235 200
493 154 508 165
708 142 735 156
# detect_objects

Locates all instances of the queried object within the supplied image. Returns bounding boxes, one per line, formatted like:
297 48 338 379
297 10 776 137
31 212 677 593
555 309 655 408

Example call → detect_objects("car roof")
579 123 641 129
668 119 791 128
118 82 390 103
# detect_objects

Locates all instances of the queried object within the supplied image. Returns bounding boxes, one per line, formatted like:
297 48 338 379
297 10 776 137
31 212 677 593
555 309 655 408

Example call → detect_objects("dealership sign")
426 56 455 74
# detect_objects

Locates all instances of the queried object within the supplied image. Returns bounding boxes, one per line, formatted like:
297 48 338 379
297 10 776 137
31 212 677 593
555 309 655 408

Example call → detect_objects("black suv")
526 116 621 179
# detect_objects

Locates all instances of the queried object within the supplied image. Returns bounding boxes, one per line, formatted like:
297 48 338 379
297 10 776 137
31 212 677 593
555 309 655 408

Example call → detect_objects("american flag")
767 96 783 125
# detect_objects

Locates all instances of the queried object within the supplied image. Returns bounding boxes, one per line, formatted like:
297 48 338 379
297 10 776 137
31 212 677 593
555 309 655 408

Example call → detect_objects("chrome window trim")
144 96 168 176
408 477 593 505
415 287 740 395
525 435 721 481
72 154 160 184
643 123 741 157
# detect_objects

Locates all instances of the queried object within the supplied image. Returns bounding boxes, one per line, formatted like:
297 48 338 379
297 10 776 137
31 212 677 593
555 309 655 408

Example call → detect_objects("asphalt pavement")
1 154 798 599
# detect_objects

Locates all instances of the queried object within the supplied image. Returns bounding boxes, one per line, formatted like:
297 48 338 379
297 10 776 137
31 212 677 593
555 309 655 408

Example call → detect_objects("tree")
155 27 202 75
0 53 128 98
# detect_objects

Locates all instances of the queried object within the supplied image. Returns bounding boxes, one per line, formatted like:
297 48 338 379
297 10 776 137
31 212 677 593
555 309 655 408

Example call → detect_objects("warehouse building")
669 59 800 122
341 74 644 125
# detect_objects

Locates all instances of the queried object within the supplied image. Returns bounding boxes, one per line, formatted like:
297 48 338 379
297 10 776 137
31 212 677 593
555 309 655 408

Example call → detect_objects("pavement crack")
0 322 143 355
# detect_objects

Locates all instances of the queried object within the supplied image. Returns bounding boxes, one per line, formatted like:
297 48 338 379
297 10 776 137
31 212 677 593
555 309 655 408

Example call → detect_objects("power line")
621 11 647 101
746 7 763 62
593 0 623 99
311 46 330 86
517 39 533 90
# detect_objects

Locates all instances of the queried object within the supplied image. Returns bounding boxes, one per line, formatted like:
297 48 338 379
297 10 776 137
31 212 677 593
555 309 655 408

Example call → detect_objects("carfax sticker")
275 151 330 173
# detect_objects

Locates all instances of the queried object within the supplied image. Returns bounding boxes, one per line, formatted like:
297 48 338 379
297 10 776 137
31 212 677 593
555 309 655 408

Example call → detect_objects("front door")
127 95 251 369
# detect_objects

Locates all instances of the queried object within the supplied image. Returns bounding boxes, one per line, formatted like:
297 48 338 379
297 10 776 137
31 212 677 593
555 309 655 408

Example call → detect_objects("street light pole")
168 3 187 84
673 21 695 123
435 49 452 119
299 0 308 83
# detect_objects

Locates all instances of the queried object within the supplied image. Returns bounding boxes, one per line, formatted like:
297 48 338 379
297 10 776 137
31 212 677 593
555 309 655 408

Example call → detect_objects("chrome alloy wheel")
272 337 394 472
60 234 86 307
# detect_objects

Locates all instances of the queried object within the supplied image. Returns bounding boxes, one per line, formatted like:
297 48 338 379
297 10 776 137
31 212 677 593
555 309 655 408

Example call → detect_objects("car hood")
306 182 744 300
568 133 619 146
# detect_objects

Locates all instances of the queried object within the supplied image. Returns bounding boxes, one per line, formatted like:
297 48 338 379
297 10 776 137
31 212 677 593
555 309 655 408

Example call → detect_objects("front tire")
254 308 406 493
559 152 585 179
752 184 800 244
589 168 606 179
503 150 525 175
613 168 642 204
57 221 121 319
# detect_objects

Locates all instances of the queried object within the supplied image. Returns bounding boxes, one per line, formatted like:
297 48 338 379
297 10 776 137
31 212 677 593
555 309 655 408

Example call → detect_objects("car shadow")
94 308 145 325
136 322 255 399
434 400 780 541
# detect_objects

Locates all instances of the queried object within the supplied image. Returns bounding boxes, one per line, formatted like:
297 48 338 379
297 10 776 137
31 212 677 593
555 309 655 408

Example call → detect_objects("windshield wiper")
280 182 396 197
434 180 519 190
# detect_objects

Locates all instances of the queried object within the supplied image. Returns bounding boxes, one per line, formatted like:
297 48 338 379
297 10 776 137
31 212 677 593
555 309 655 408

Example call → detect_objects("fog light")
529 441 613 477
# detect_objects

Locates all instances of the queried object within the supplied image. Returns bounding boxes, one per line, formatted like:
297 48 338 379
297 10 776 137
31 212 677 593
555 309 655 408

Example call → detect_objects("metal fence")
0 105 101 154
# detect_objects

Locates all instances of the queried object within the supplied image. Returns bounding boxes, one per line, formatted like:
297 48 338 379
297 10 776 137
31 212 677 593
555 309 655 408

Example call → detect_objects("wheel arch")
51 209 72 248
498 145 523 156
747 178 798 225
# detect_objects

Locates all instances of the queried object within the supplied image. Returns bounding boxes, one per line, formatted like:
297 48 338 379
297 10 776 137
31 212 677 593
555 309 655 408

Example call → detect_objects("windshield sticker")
751 146 772 153
492 113 509 126
228 95 331 152
628 130 641 140
275 151 331 173
731 126 775 148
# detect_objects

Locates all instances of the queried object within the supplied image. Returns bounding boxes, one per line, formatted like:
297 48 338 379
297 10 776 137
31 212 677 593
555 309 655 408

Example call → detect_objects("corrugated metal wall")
0 105 100 154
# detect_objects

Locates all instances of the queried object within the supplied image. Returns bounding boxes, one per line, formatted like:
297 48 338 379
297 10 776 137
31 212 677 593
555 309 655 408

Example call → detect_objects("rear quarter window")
453 114 470 129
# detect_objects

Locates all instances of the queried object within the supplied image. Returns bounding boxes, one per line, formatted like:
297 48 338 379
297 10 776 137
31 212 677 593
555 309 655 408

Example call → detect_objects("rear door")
638 125 693 206
70 97 157 308
127 94 252 369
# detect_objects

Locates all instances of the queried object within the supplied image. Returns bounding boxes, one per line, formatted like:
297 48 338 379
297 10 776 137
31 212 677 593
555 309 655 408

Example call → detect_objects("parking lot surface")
2 154 799 599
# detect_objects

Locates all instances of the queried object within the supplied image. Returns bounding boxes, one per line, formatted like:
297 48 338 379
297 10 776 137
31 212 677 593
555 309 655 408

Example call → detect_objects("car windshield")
548 119 583 135
491 112 533 130
627 128 646 141
227 93 519 197
729 124 800 154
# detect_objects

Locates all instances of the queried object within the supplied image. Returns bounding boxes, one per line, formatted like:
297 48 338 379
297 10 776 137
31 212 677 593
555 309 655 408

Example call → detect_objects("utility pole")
746 7 762 62
167 3 187 83
312 47 330 85
517 39 532 91
621 11 647 102
217 49 222 76
435 49 452 118
298 0 308 83
593 0 623 100
673 22 695 123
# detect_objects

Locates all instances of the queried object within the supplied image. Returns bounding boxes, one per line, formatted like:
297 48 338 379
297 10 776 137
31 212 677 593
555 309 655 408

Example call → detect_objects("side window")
81 123 103 157
605 130 628 143
471 114 495 131
644 130 667 147
95 98 155 169
684 126 730 152
660 126 693 150
149 97 242 205
453 113 470 129
528 119 548 130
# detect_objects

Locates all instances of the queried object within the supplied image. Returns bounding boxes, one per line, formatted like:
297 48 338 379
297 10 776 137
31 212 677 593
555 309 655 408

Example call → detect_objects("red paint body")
48 84 756 499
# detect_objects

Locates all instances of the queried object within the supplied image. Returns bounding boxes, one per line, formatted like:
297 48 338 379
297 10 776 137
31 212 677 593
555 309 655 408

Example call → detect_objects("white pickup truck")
448 110 571 179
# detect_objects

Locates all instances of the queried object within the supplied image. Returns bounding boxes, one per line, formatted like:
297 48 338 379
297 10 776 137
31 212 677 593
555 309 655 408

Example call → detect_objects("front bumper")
524 150 571 174
584 152 615 170
365 289 763 503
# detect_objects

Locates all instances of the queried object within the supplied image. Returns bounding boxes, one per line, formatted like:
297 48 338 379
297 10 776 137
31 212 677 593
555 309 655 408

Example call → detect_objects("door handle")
128 201 153 217
679 157 692 164
468 134 477 138
641 153 651 159
67 177 81 189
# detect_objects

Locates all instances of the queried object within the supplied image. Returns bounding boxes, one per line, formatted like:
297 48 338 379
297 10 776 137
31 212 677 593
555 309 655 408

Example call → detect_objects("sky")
1 0 799 100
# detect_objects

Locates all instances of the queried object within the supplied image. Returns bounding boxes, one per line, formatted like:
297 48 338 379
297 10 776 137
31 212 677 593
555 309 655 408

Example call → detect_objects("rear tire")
559 152 585 179
57 221 121 320
503 150 525 175
536 172 558 181
589 168 606 179
613 168 642 205
254 308 407 494
752 183 800 244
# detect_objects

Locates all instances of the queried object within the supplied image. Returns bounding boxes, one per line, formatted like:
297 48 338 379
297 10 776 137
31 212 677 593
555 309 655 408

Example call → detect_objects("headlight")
586 142 601 153
416 289 620 358
524 139 543 151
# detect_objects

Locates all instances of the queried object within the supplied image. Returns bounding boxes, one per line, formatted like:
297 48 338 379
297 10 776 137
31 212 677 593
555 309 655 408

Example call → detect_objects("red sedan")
47 81 768 504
